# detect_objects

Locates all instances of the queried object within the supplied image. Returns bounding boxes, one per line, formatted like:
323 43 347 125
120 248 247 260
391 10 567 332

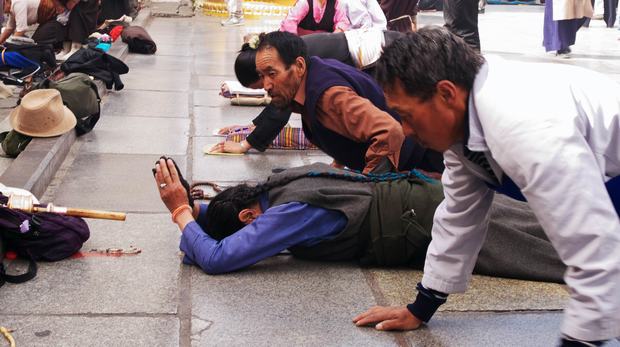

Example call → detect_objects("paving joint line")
361 269 411 347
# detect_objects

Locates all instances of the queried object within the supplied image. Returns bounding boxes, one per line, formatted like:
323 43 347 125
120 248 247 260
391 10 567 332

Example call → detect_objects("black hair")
203 169 435 241
375 26 485 101
234 43 260 88
256 31 308 68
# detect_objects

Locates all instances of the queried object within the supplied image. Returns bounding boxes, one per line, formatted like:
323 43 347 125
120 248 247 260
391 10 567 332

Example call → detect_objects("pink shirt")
280 0 351 36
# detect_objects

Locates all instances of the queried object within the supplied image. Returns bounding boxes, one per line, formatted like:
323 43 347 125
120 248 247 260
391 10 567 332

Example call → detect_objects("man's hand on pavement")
217 124 254 135
154 158 190 213
209 141 249 154
352 306 422 331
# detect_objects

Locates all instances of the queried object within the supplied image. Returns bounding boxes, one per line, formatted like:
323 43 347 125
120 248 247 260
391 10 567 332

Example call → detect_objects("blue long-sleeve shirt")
179 195 347 274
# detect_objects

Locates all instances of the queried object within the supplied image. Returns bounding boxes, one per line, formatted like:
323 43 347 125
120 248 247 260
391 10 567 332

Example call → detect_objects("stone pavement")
1 5 620 347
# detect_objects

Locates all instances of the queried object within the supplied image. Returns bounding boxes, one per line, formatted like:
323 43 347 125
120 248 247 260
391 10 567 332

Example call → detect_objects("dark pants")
32 20 66 48
381 0 419 32
67 0 99 43
443 0 480 50
604 0 618 27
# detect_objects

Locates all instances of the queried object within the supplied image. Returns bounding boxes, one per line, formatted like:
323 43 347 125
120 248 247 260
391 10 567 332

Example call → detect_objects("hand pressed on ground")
209 140 250 154
353 306 422 331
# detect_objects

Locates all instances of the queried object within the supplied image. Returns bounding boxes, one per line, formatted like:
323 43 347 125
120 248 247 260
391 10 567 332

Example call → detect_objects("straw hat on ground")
9 89 76 137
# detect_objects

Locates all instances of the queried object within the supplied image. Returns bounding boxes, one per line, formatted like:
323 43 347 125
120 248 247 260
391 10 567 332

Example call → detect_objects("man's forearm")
0 28 14 43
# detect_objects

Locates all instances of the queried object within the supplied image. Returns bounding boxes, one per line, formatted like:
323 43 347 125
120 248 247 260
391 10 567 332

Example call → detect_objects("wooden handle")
32 206 127 221
65 208 126 221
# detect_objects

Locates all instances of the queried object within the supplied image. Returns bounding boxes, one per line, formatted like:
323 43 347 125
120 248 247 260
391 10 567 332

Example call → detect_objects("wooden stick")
31 206 126 221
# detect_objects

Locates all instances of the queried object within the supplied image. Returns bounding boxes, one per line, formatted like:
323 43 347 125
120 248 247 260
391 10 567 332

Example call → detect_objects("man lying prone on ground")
154 158 565 282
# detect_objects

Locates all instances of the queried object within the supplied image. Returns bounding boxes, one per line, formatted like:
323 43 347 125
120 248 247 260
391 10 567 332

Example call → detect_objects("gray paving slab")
0 316 179 347
190 256 398 347
367 268 569 312
122 70 191 91
0 213 181 314
80 116 190 155
149 33 194 45
155 43 193 56
193 136 306 182
53 154 186 212
194 61 235 76
125 54 192 72
193 89 230 106
197 74 238 90
399 312 564 347
0 156 12 176
101 90 189 118
193 105 264 136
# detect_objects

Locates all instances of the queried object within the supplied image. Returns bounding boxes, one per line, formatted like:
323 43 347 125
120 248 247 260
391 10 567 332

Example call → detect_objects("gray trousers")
227 0 243 16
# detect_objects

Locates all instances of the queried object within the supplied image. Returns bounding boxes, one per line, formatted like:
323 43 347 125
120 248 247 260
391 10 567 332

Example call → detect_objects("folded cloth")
121 26 157 54
226 126 317 150
109 25 124 41
220 80 266 98
230 95 271 106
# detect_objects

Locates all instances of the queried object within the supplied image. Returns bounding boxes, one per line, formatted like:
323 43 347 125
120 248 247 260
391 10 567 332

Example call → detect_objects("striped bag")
226 126 317 150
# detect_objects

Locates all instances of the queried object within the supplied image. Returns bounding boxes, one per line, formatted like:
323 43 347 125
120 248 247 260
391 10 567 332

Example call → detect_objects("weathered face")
255 47 305 109
385 80 466 152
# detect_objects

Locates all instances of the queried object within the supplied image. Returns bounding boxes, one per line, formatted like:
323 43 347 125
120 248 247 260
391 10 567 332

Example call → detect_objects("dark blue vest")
302 56 443 172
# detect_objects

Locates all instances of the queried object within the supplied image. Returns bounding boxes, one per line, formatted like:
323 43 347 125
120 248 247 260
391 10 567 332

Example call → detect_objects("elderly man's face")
385 79 466 152
255 47 305 109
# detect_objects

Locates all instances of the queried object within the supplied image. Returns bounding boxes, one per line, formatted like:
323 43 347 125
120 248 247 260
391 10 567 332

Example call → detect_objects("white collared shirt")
422 56 620 342
342 0 387 30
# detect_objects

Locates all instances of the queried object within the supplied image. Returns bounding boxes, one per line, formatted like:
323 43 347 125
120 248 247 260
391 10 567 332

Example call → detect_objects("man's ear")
238 208 257 225
436 80 458 105
294 56 306 77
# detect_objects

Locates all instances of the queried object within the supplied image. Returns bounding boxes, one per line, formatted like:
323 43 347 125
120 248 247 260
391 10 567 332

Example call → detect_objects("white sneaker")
221 16 244 26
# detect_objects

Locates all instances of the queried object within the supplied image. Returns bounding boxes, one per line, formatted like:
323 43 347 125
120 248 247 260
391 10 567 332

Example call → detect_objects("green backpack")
36 73 101 136
0 130 32 158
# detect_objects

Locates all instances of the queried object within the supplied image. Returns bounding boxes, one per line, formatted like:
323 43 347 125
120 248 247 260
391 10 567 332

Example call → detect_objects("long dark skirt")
542 0 588 52
380 0 418 32
32 20 66 48
67 0 99 43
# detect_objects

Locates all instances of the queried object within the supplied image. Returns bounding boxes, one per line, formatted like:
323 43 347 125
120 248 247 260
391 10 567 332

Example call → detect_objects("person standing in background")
344 0 387 30
443 0 480 50
380 0 418 32
221 0 243 26
543 0 592 57
280 0 350 36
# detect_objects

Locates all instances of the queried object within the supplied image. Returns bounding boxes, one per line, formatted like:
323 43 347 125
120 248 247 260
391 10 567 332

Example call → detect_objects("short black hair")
234 43 260 87
256 31 308 68
375 26 485 100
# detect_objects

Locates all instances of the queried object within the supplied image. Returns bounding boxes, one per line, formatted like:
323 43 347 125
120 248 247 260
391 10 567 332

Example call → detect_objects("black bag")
61 47 129 90
36 73 102 135
0 193 90 288
2 42 56 70
121 26 157 54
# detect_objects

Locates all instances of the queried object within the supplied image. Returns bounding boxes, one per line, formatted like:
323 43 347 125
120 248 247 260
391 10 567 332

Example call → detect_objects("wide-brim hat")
10 89 76 137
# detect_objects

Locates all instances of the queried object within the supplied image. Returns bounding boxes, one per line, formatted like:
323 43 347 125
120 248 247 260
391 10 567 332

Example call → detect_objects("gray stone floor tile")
102 90 189 118
149 33 193 45
367 268 569 311
193 105 264 136
193 136 306 182
193 90 230 106
190 256 398 347
53 154 185 212
194 61 235 76
0 316 179 347
0 213 181 314
122 70 191 91
80 116 189 155
399 312 564 347
197 74 238 90
154 43 193 56
125 55 192 72
0 156 12 176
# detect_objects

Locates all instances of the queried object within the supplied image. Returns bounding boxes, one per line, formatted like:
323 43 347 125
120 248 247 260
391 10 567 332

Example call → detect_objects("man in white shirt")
343 0 387 30
353 26 620 347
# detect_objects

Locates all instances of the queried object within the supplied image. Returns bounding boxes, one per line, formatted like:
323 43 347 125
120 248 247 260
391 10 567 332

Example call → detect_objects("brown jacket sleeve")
316 86 405 174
